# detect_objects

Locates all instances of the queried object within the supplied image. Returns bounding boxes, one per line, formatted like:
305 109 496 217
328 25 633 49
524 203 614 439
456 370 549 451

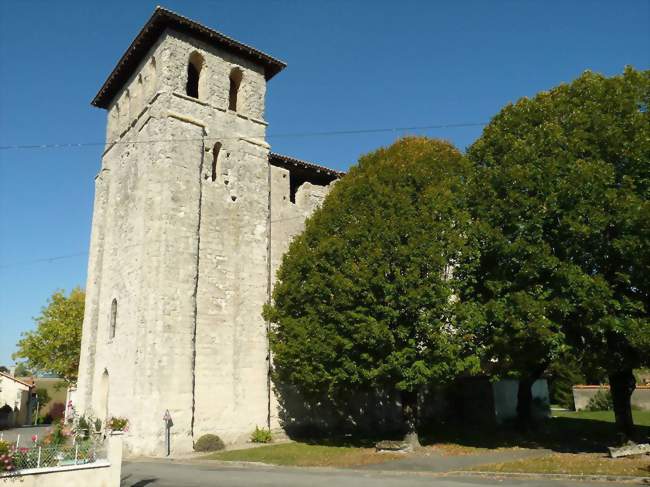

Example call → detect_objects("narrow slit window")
211 142 222 182
186 52 204 99
109 298 117 339
229 68 243 111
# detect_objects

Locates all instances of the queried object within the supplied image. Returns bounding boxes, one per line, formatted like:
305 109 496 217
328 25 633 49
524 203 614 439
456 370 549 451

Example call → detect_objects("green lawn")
202 410 650 470
204 442 401 467
553 409 650 426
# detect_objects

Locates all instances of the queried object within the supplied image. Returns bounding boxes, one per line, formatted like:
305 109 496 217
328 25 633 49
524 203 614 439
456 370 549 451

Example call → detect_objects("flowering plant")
106 416 129 432
35 420 73 446
0 441 15 473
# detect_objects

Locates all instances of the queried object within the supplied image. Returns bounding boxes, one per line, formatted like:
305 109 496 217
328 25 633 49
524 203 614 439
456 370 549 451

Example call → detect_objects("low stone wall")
0 432 123 487
573 385 650 411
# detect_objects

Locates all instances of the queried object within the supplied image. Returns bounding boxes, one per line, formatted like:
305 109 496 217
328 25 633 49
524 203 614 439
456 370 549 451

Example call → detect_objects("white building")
0 371 32 428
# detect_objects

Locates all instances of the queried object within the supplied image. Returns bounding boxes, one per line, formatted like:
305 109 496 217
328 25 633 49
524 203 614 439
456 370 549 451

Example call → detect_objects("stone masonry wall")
77 27 289 455
268 165 334 431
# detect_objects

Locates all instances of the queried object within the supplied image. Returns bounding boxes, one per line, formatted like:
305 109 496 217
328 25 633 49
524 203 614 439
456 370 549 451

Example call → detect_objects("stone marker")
608 443 650 458
375 440 411 452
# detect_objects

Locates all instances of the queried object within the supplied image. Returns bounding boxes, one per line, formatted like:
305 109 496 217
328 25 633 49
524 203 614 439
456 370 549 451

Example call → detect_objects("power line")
0 122 487 151
0 213 321 269
0 252 89 270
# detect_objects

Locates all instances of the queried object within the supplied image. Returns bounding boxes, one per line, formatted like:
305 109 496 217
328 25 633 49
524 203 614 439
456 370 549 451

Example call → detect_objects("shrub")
194 434 225 452
49 402 66 421
250 426 272 443
586 389 613 411
41 419 73 446
531 396 550 419
547 357 585 410
0 440 10 456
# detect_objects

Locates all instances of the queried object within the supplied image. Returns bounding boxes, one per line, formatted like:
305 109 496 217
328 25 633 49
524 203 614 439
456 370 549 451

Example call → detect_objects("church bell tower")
75 7 287 455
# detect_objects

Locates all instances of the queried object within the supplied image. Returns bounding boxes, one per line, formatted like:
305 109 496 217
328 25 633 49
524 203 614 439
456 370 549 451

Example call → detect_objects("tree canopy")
462 67 649 434
13 288 85 385
265 137 479 442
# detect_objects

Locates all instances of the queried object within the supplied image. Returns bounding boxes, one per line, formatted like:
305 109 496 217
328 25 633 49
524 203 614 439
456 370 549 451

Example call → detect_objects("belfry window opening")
229 68 243 111
186 52 204 99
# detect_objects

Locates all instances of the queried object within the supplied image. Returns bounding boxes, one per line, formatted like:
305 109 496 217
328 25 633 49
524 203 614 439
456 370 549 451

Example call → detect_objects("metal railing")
7 439 106 471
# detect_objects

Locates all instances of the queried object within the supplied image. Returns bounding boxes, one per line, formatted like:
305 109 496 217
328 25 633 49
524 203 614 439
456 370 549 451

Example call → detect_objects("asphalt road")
121 460 616 487
0 425 50 446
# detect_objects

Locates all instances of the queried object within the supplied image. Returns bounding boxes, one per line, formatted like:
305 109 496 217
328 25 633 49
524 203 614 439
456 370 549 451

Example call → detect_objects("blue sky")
0 0 648 366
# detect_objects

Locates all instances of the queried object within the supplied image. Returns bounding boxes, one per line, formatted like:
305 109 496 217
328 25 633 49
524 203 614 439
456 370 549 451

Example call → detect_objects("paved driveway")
121 460 616 487
0 425 50 446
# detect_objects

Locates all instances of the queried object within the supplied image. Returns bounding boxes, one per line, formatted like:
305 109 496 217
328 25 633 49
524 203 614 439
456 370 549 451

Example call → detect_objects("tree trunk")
402 390 420 447
516 377 534 431
609 369 636 441
516 364 547 432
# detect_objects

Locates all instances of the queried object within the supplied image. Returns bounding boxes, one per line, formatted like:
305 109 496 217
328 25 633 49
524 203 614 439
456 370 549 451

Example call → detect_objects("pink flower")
31 435 37 442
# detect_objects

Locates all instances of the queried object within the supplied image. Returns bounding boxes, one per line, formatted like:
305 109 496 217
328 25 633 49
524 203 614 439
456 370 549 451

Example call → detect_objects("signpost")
163 409 173 456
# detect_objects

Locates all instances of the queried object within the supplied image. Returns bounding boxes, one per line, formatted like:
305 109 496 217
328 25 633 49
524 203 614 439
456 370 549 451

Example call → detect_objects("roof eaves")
0 371 34 388
269 152 345 178
92 6 287 109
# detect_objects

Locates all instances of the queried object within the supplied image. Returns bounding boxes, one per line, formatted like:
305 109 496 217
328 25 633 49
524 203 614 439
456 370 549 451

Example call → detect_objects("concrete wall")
0 432 123 487
573 386 650 411
22 377 66 416
492 379 550 423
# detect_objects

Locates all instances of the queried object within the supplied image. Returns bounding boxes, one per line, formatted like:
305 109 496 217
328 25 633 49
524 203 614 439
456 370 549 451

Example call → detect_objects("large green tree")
265 138 479 444
13 288 85 385
462 67 649 436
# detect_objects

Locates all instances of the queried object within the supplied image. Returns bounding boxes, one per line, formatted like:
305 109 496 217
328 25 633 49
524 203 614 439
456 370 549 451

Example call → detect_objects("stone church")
75 7 342 455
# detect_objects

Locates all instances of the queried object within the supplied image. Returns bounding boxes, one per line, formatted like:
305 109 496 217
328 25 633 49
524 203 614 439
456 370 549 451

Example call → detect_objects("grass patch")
553 410 650 426
429 443 517 456
471 452 650 477
420 410 650 454
204 442 402 467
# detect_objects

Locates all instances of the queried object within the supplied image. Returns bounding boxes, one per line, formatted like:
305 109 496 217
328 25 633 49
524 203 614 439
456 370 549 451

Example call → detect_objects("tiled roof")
269 152 344 179
92 6 287 109
0 371 33 389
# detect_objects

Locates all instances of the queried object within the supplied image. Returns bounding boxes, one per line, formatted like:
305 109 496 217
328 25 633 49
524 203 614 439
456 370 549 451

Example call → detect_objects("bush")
49 402 65 421
194 434 225 452
548 357 585 410
250 426 272 443
0 440 10 456
586 389 613 411
37 414 53 425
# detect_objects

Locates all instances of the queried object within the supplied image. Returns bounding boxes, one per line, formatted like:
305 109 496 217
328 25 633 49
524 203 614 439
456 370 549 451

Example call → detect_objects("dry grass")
204 442 402 467
471 452 650 477
428 443 517 456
